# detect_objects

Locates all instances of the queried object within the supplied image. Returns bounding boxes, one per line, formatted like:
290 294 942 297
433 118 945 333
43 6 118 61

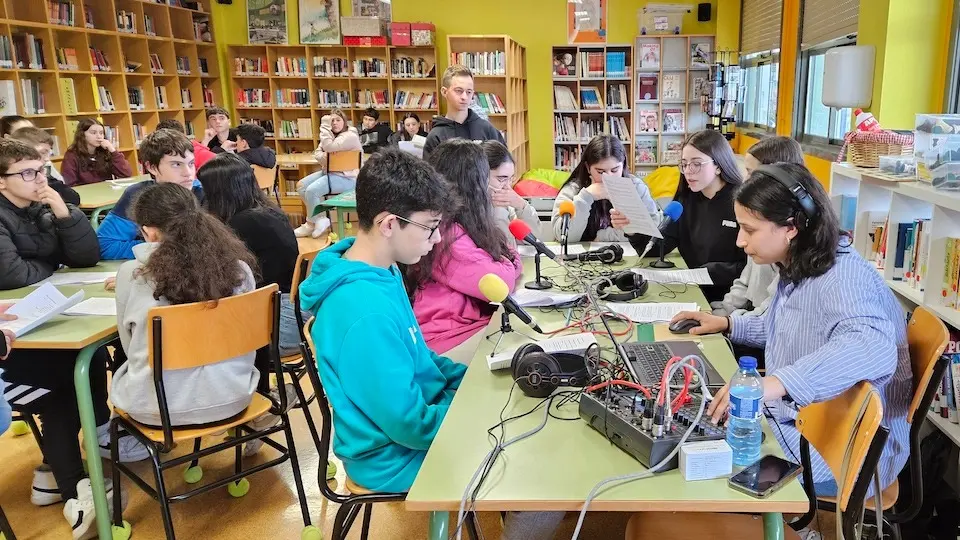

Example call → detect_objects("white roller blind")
740 0 783 54
801 0 859 50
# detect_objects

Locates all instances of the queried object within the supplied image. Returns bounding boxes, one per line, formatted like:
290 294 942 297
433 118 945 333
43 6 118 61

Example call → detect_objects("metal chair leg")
187 438 201 470
290 370 322 452
360 503 373 540
281 419 312 525
332 503 360 540
110 421 124 527
147 443 176 540
23 414 43 450
0 503 16 540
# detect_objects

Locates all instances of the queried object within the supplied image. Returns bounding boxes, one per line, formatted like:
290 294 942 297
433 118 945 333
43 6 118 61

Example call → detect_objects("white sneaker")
32 464 62 506
293 222 315 238
311 217 331 238
242 384 299 456
97 423 150 463
63 478 127 540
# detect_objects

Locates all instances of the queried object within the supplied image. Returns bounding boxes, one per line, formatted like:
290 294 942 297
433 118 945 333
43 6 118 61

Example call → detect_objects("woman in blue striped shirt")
673 162 912 497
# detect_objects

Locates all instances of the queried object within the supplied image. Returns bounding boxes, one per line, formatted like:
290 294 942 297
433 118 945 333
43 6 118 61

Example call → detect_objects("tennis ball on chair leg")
301 525 322 540
10 420 30 436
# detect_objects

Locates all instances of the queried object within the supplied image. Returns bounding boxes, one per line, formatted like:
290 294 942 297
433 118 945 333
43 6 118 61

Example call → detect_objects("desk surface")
318 190 356 209
73 180 141 209
277 153 320 166
406 253 807 514
0 262 123 349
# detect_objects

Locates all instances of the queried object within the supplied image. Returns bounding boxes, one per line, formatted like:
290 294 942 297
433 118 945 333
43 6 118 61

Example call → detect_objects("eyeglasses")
378 214 441 238
3 168 47 183
679 159 715 174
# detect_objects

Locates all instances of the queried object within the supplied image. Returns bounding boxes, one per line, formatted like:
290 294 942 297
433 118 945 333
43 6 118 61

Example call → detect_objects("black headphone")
596 271 649 302
511 342 599 398
756 165 818 225
564 244 623 264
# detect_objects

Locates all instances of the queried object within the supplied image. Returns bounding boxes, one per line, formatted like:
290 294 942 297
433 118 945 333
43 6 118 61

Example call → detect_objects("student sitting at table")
299 148 563 539
552 135 659 243
671 162 912 499
294 109 362 239
61 118 133 186
621 129 746 302
156 119 216 170
97 128 201 260
0 139 147 539
482 140 539 244
404 139 522 356
10 126 80 206
111 182 262 431
387 112 428 146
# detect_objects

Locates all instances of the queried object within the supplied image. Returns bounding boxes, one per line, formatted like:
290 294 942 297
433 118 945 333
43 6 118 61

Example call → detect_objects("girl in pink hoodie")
405 139 522 355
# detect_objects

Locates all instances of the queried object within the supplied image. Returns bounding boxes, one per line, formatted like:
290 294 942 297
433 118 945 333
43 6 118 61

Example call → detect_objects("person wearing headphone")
669 163 911 499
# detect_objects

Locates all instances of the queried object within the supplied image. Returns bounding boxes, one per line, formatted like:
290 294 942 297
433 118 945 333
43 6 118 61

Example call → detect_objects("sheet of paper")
602 174 661 238
586 241 639 257
0 283 85 336
606 302 699 323
35 272 117 286
631 267 714 285
63 297 117 317
486 332 598 371
517 242 588 258
398 141 423 158
512 289 584 308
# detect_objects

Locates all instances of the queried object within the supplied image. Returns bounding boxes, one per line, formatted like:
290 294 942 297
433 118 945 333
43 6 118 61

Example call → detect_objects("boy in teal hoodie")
299 148 466 493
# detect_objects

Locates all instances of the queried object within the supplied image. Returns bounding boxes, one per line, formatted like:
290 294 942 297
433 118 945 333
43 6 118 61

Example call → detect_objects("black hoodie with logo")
359 122 394 154
422 109 504 159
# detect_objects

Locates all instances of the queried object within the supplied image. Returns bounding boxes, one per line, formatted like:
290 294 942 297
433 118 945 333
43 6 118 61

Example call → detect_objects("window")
794 45 854 146
738 51 779 131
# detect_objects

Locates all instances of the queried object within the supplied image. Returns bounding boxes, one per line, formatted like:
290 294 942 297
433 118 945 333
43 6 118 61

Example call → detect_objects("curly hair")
131 182 258 305
68 118 113 178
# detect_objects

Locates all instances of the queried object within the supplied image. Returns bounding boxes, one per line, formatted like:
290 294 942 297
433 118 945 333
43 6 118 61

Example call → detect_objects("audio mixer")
579 388 727 471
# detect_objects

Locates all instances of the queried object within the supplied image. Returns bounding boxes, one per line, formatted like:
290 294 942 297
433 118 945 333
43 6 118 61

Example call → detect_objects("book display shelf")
0 0 220 170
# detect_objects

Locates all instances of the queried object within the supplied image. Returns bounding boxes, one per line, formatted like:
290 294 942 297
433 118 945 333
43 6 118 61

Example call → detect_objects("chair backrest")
289 247 323 301
251 164 278 191
906 306 949 423
796 381 883 512
327 150 362 173
147 284 280 370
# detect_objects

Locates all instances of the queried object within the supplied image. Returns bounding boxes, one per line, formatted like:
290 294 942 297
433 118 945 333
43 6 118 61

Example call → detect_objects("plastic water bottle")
727 356 763 467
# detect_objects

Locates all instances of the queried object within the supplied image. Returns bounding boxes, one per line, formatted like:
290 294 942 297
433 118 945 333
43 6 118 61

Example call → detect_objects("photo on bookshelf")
690 42 710 68
639 43 660 70
300 0 341 45
637 75 657 101
248 0 288 44
553 51 575 77
637 109 658 133
635 138 657 165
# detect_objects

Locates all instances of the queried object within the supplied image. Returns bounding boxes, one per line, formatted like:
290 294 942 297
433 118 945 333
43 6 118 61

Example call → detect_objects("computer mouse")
668 318 701 334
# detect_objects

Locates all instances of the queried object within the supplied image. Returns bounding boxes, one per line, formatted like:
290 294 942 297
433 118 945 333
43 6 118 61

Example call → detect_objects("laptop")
621 341 726 390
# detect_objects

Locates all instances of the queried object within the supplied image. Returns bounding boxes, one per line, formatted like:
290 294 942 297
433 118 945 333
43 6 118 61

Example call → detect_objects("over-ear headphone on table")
564 244 624 264
756 165 818 225
595 271 649 302
511 342 599 398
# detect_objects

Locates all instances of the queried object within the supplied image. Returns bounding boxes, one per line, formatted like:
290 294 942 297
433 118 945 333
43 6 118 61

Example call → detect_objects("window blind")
800 0 859 50
740 0 783 54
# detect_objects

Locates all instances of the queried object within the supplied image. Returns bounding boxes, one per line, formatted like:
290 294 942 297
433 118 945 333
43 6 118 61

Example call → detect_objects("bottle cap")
738 356 758 370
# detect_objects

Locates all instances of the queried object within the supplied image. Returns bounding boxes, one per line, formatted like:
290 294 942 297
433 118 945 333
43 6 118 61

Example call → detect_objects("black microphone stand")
524 252 553 290
649 238 675 268
485 311 514 359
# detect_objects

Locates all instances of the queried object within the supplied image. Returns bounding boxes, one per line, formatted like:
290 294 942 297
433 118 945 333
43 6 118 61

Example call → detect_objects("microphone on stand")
557 201 575 257
640 201 684 264
478 273 544 334
508 220 558 290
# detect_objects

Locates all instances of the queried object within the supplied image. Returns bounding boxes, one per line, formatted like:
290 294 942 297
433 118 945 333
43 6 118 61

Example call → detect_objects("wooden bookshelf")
551 43 634 173
0 0 221 171
633 34 715 172
447 35 529 173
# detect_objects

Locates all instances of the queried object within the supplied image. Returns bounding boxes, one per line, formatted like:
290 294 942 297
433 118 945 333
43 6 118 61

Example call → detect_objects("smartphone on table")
728 455 802 498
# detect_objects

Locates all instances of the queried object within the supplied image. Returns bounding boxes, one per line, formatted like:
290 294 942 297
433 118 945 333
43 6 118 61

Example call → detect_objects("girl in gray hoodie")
111 182 260 427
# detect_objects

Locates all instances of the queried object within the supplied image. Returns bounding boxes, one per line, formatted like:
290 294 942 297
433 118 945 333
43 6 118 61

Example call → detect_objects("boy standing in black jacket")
423 65 505 159
235 123 277 169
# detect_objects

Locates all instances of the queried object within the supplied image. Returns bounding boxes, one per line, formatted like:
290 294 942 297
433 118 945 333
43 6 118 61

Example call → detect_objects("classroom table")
276 153 320 168
314 190 356 239
405 252 808 540
0 262 125 540
73 179 144 229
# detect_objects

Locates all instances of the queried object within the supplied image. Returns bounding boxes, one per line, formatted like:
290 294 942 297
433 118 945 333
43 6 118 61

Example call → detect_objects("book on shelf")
317 89 351 108
202 84 215 107
103 125 121 148
14 34 46 70
606 83 629 109
56 47 79 71
128 86 145 110
553 85 578 110
639 43 660 70
193 17 212 42
662 74 682 101
394 91 437 110
149 54 164 74
638 76 658 101
690 42 711 68
312 56 350 77
662 141 682 165
353 58 388 78
96 86 115 112
180 88 192 108
355 89 390 109
637 109 658 133
578 51 605 78
450 51 505 76
65 120 79 139
154 85 169 109
553 114 578 142
59 78 78 115
662 108 685 133
579 117 604 140
553 51 575 77
125 60 143 74
89 47 111 72
579 87 604 110
44 128 60 157
892 219 930 290
474 92 503 114
236 88 270 107
239 118 275 137
48 1 75 26
20 79 45 114
605 51 626 78
234 57 268 76
144 14 156 36
117 11 137 33
635 138 657 165
691 76 708 101
199 58 209 76
0 36 13 69
555 146 581 171
608 115 630 142
0 81 16 117
84 5 94 29
133 123 145 146
942 238 960 308
176 56 192 75
275 57 308 76
184 121 194 139
275 88 310 108
392 56 433 78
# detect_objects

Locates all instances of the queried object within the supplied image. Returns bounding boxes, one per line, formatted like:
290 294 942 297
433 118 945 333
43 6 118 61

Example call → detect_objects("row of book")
275 89 311 108
90 48 112 72
555 116 627 143
636 109 686 134
10 34 46 70
353 59 388 78
317 89 350 108
236 88 270 107
117 10 138 34
275 57 309 76
392 57 433 79
555 146 582 171
235 57 269 76
149 53 165 74
449 51 505 76
930 333 960 424
890 219 931 291
394 91 437 110
239 118 274 137
144 14 158 37
277 118 314 139
577 51 606 78
552 50 629 78
48 1 84 27
96 85 116 111
176 56 192 75
637 42 712 71
633 139 682 166
313 57 350 77
608 116 630 143
606 84 630 109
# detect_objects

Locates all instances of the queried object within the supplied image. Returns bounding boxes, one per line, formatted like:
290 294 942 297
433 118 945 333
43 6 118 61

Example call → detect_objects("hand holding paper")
601 174 661 237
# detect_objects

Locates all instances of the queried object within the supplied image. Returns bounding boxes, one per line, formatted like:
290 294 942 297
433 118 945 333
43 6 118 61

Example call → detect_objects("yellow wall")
212 0 719 170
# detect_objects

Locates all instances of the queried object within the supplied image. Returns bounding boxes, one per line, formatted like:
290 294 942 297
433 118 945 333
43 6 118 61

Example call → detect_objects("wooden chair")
108 285 319 540
319 150 362 226
251 164 280 203
625 382 888 540
300 318 483 540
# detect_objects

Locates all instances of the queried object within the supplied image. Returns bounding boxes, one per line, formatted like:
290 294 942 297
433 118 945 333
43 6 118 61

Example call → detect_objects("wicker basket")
839 130 914 168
